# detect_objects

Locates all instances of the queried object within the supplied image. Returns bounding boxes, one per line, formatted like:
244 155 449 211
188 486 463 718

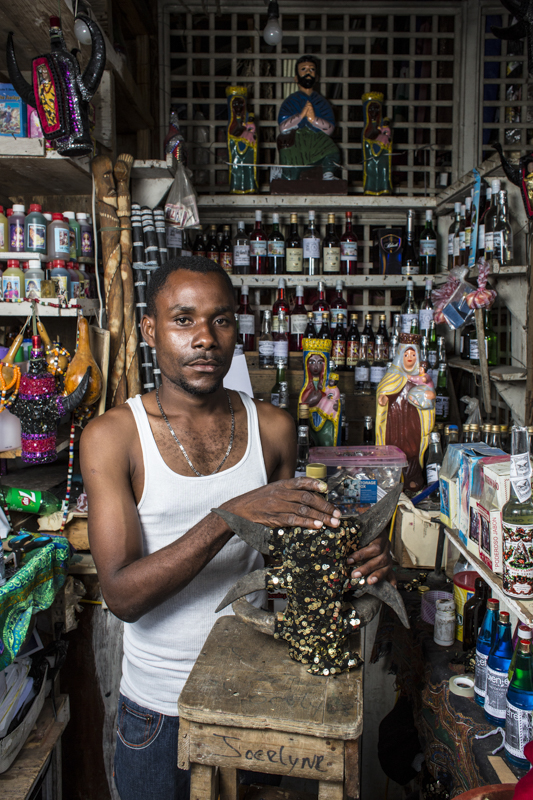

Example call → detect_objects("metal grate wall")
164 2 461 195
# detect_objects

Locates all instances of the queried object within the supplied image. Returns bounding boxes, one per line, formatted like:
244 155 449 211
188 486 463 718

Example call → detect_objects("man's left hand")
346 528 395 587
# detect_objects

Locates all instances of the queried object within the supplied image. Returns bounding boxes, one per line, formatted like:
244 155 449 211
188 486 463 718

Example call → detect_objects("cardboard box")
0 84 27 138
457 447 507 546
467 497 481 559
393 497 443 569
482 461 511 509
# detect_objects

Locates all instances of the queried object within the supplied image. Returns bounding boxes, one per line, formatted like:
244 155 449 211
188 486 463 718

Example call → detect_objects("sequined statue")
277 55 341 180
7 15 105 157
226 86 257 194
298 338 341 447
212 484 408 676
362 92 393 195
376 333 435 491
10 336 90 464
493 142 533 218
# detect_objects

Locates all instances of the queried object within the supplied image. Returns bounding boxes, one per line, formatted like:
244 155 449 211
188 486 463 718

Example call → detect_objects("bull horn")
215 567 269 613
79 16 106 98
60 367 91 413
231 597 275 636
6 33 36 108
356 483 402 549
361 581 410 629
211 508 272 555
348 595 382 628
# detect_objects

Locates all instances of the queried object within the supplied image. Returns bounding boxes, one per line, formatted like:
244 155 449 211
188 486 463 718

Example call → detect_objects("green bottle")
435 365 450 423
270 359 286 407
505 639 533 768
484 309 498 367
1 487 62 516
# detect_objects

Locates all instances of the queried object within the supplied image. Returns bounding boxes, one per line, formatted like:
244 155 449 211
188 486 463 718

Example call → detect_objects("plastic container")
66 261 81 299
63 211 81 258
49 258 71 301
0 408 21 451
9 204 25 252
0 206 8 252
421 590 454 625
24 259 45 299
77 213 94 257
2 259 24 300
454 569 480 642
47 213 70 260
434 598 456 646
24 203 47 254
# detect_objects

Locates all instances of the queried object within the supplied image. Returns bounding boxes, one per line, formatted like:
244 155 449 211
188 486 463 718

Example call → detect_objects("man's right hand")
221 477 341 531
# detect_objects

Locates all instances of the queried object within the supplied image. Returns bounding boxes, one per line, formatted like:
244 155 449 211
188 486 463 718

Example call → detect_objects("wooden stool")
178 616 362 800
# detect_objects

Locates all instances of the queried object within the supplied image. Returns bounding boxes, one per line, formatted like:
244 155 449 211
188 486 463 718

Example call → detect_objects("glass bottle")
323 213 341 275
286 213 303 274
502 427 533 599
461 320 475 361
370 335 387 393
267 212 285 275
485 610 514 726
233 221 250 274
494 189 513 267
402 209 418 276
273 309 289 366
419 278 434 336
340 210 358 275
377 315 390 360
410 317 420 335
354 335 371 395
312 281 330 334
482 423 492 444
206 224 219 264
465 196 472 265
258 310 275 369
303 311 315 339
362 313 375 361
219 225 233 274
505 640 533 768
448 202 461 270
250 210 267 274
237 285 255 352
298 404 309 428
484 179 501 267
458 204 467 266
193 230 206 257
470 424 481 443
509 625 532 681
234 313 244 356
437 336 447 366
346 313 360 372
296 425 310 473
419 209 437 275
270 359 286 407
331 313 347 371
272 277 290 334
330 280 348 328
435 364 450 424
420 335 428 366
463 577 489 651
426 431 443 493
302 210 321 276
318 312 331 341
278 380 289 410
401 280 419 334
392 313 401 341
363 416 374 445
427 320 438 386
478 185 491 259
475 598 500 706
289 285 307 352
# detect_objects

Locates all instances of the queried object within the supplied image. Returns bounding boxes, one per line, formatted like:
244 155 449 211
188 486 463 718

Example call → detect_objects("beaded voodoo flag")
213 484 408 676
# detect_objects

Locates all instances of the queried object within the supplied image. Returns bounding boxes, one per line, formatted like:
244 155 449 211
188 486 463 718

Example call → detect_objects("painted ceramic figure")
375 333 435 490
298 338 341 447
362 91 393 195
277 55 341 180
226 86 257 194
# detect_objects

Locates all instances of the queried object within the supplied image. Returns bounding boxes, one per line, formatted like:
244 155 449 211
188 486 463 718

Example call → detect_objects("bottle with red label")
250 210 267 274
362 313 375 361
330 280 348 329
192 230 206 257
312 281 330 335
219 225 233 274
377 315 390 360
331 313 347 371
206 224 219 264
345 313 360 372
340 211 358 275
290 286 307 352
272 278 290 335
237 285 255 352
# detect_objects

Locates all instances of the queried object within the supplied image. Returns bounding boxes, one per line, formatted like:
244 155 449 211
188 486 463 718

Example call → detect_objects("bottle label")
459 231 466 251
479 224 485 250
420 240 437 256
469 339 479 360
207 251 219 264
355 366 370 382
453 235 460 258
234 342 244 356
474 650 488 697
9 221 24 251
428 350 437 368
426 463 441 484
286 248 303 272
166 224 182 248
25 277 42 299
435 395 450 418
51 274 68 301
448 234 454 256
502 519 533 598
233 244 250 266
268 240 285 256
271 392 280 407
510 452 533 503
323 248 340 273
341 241 357 260
485 231 494 254
401 313 418 334
367 340 375 360
0 227 4 249
465 227 472 248
273 340 288 360
370 365 386 385
401 264 419 276
347 341 360 365
81 229 93 256
332 340 346 363
258 340 275 357
291 314 308 335
331 308 348 327
220 253 233 274
493 231 502 261
238 313 255 335
419 309 434 333
53 227 70 256
2 275 21 300
250 240 267 256
27 222 46 251
313 311 327 334
485 666 509 720
303 237 320 259
69 228 77 257
505 700 533 760
434 610 455 645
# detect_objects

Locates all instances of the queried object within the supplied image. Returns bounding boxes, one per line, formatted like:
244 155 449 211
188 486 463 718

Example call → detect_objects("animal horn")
215 567 269 613
356 483 402 549
231 597 275 636
79 16 106 98
6 33 36 108
60 367 91 413
348 595 381 628
211 508 272 555
360 581 410 629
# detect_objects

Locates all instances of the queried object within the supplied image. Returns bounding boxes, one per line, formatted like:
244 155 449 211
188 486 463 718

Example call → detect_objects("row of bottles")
1 258 94 302
447 180 513 269
0 205 94 259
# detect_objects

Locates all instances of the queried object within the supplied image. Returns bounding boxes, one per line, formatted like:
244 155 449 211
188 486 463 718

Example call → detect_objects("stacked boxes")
0 84 27 138
469 461 511 573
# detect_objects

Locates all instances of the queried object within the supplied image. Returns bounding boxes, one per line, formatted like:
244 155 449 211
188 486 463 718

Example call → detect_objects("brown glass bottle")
345 313 360 372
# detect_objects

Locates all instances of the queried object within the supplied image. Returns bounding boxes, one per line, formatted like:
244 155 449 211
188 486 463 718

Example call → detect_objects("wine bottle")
370 335 387 392
303 210 321 276
354 335 371 395
494 189 513 267
400 280 419 334
289 285 307 352
318 312 331 341
312 281 330 335
192 231 206 257
272 277 290 334
340 210 358 275
237 285 255 352
484 179 501 267
425 431 443 494
323 213 341 275
377 315 390 360
435 365 450 423
419 278 434 336
362 313 375 361
233 220 250 274
458 204 467 266
267 212 285 275
330 280 348 328
463 577 489 651
363 416 374 444
401 209 418 276
448 203 461 270
465 196 472 264
478 185 492 259
286 213 303 274
273 310 289 366
258 310 275 369
419 209 437 275
250 210 267 274
270 360 286 406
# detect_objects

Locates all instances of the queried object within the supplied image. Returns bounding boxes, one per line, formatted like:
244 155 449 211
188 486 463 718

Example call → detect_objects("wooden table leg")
318 781 344 800
344 739 360 800
219 766 239 800
190 763 217 800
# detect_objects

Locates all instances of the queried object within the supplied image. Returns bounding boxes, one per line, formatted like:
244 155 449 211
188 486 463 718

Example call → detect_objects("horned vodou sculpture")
7 15 105 157
213 484 408 676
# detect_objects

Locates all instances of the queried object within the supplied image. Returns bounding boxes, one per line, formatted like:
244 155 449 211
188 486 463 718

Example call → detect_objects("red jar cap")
52 213 64 221
346 211 352 218
6 209 13 217
29 204 42 213
21 262 29 270
6 260 19 269
0 206 3 214
52 259 66 269
50 16 61 28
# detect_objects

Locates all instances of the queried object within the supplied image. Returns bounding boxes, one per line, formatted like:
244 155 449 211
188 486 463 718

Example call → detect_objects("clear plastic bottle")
47 213 71 260
24 204 47 254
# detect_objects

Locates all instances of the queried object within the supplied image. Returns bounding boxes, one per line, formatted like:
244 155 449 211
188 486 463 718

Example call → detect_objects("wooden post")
526 222 533 424
474 308 492 416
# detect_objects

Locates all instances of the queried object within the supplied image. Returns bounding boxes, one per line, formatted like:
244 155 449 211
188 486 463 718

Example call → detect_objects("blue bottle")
485 611 514 726
474 597 499 707
505 639 533 768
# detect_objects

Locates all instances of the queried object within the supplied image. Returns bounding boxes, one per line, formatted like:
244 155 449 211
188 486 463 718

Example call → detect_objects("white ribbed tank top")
120 391 267 715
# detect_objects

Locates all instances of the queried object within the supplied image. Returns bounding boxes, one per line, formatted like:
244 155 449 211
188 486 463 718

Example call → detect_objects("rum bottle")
303 311 315 339
237 285 255 352
219 225 233 274
206 224 219 264
302 210 321 276
318 312 331 341
505 640 533 769
330 280 348 328
502 426 533 600
289 285 307 352
267 212 285 275
478 185 492 259
270 360 286 407
354 335 371 395
323 213 341 275
192 231 206 257
494 189 513 267
296 425 310 473
435 365 450 423
419 209 437 275
362 313 375 361
485 610 513 726
345 313 360 372
475 597 500 706
340 210 358 275
250 210 267 274
458 204 467 266
312 281 330 334
465 196 472 264
233 221 250 274
370 335 387 392
484 179 501 267
286 213 303 274
377 314 390 360
447 202 461 270
425 431 443 494
258 310 275 369
364 416 374 445
331 313 346 371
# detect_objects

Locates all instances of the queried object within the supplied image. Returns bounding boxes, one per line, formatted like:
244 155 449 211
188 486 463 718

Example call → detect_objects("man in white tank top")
81 258 393 800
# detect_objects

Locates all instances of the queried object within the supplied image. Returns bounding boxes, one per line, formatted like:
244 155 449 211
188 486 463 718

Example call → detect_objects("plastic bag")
164 161 199 229
460 395 482 427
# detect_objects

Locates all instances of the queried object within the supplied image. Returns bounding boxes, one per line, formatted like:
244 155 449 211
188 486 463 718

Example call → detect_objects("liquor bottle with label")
478 185 492 259
388 335 398 368
289 285 307 352
392 314 401 341
233 220 250 274
303 210 321 276
427 320 438 384
475 598 500 706
465 196 472 264
448 203 461 269
267 212 285 275
461 320 475 360
377 315 390 360
296 425 310 474
401 209 418 276
303 311 315 339
470 310 498 367
362 313 375 361
318 312 331 341
312 281 330 334
364 416 374 444
419 209 437 275
237 285 255 352
435 364 450 423
286 213 303 274
278 380 289 410
219 225 233 274
331 313 347 370
250 210 267 274
485 610 514 725
206 224 220 264
192 231 206 257
370 335 387 392
298 403 309 428
258 309 275 369
463 577 489 651
331 280 348 328
505 639 533 768
340 210 358 275
270 359 286 407
494 189 513 267
273 310 289 366
419 278 434 335
346 313 360 372
234 313 244 356
458 204 467 266
484 179 501 267
437 336 447 366
400 280 419 334
272 277 290 334
502 427 533 600
323 213 341 275
425 431 443 494
354 335 371 395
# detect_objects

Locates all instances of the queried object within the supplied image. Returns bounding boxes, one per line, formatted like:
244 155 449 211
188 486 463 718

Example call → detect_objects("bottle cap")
449 424 459 430
322 312 328 319
328 213 335 223
29 204 42 213
454 202 461 213
27 260 41 269
210 223 217 230
418 585 430 595
52 213 64 221
308 210 315 220
519 640 531 653
329 372 339 381
297 425 309 435
430 432 441 443
491 179 501 193
351 313 358 320
444 426 450 434
76 213 88 220
461 204 466 214
491 424 500 432
486 186 492 199
470 424 479 431
487 598 499 610
63 211 75 219
241 285 249 295
499 611 510 622
406 279 414 288
336 280 343 291
307 311 313 318
518 625 532 640
290 213 298 223
6 209 13 217
465 196 472 209
426 278 433 289
425 209 433 220
12 204 25 213
255 210 262 221
43 213 52 221
365 313 372 320
272 213 279 223
463 424 471 432
299 404 309 417
6 260 19 269
223 224 230 231
379 314 386 320
263 309 271 318
483 424 491 432
364 416 373 425
346 211 352 218
296 285 304 296
306 463 327 480
278 277 285 289
0 206 3 214
52 259 66 268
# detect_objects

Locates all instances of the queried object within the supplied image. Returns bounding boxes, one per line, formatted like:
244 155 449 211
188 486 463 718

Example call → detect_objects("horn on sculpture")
231 597 276 635
356 483 402 549
215 567 269 613
492 142 522 187
60 367 91 413
348 595 382 627
79 16 106 97
354 581 410 629
6 33 36 107
211 508 272 555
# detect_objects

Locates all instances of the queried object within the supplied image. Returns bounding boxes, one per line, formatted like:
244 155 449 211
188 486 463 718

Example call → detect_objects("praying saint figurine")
277 55 341 181
362 91 393 195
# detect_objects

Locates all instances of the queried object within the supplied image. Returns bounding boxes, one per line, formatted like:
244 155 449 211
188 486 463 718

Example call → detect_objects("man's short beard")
297 75 316 89
170 373 223 396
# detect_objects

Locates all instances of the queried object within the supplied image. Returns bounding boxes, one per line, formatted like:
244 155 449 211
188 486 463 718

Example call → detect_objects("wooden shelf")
445 527 533 625
0 138 92 198
198 193 436 211
0 253 95 264
0 299 100 317
448 357 526 382
231 274 446 289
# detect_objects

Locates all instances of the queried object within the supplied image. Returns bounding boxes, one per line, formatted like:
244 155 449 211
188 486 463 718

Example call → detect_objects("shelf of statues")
448 357 527 382
0 298 100 317
230 273 448 289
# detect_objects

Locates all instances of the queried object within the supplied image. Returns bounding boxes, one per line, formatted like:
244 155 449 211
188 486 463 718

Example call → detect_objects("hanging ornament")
63 316 103 410
491 0 533 77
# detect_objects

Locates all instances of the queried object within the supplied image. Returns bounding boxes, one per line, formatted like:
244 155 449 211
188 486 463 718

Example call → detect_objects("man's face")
142 271 236 396
308 354 325 377
403 348 417 371
296 61 317 90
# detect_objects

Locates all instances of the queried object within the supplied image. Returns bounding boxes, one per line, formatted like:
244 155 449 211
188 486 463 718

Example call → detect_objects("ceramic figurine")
298 338 341 447
226 86 258 194
277 55 341 180
362 92 393 195
375 333 435 491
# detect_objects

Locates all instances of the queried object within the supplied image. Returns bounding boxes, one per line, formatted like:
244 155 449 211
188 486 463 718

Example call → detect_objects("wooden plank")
190 763 217 800
474 308 492 415
526 224 533 425
486 756 518 785
242 787 316 800
88 325 110 418
188 722 344 782
344 740 359 800
219 766 239 800
198 195 436 210
178 718 191 771
317 780 344 800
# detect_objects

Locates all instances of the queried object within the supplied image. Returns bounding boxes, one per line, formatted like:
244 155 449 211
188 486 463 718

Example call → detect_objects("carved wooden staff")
114 153 141 398
92 155 126 406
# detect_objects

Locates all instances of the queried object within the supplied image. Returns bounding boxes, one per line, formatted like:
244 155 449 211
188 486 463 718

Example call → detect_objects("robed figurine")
375 334 435 490
362 92 393 195
299 338 342 447
226 86 258 194
277 55 341 181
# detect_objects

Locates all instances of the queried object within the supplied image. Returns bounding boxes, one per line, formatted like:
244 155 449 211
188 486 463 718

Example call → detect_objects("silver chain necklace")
155 387 235 477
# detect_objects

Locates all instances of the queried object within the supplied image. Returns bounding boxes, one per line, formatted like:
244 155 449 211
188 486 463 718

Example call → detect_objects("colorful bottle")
250 210 267 275
24 204 47 254
1 486 61 515
237 285 255 352
63 211 81 259
505 639 533 768
289 286 307 352
286 213 303 274
509 625 532 681
322 213 340 275
400 280 418 334
77 213 94 258
47 214 71 260
331 313 346 371
233 221 250 275
267 213 285 275
340 211 358 275
9 204 25 253
502 427 533 599
485 610 514 725
345 313 360 372
2 259 25 301
0 206 8 252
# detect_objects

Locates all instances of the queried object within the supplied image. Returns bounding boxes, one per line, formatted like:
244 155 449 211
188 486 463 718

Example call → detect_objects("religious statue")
277 55 341 181
362 92 393 195
298 338 341 447
226 86 258 194
375 334 435 491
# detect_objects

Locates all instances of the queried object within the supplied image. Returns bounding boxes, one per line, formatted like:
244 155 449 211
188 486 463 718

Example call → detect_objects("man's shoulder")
254 398 295 435
80 401 136 451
